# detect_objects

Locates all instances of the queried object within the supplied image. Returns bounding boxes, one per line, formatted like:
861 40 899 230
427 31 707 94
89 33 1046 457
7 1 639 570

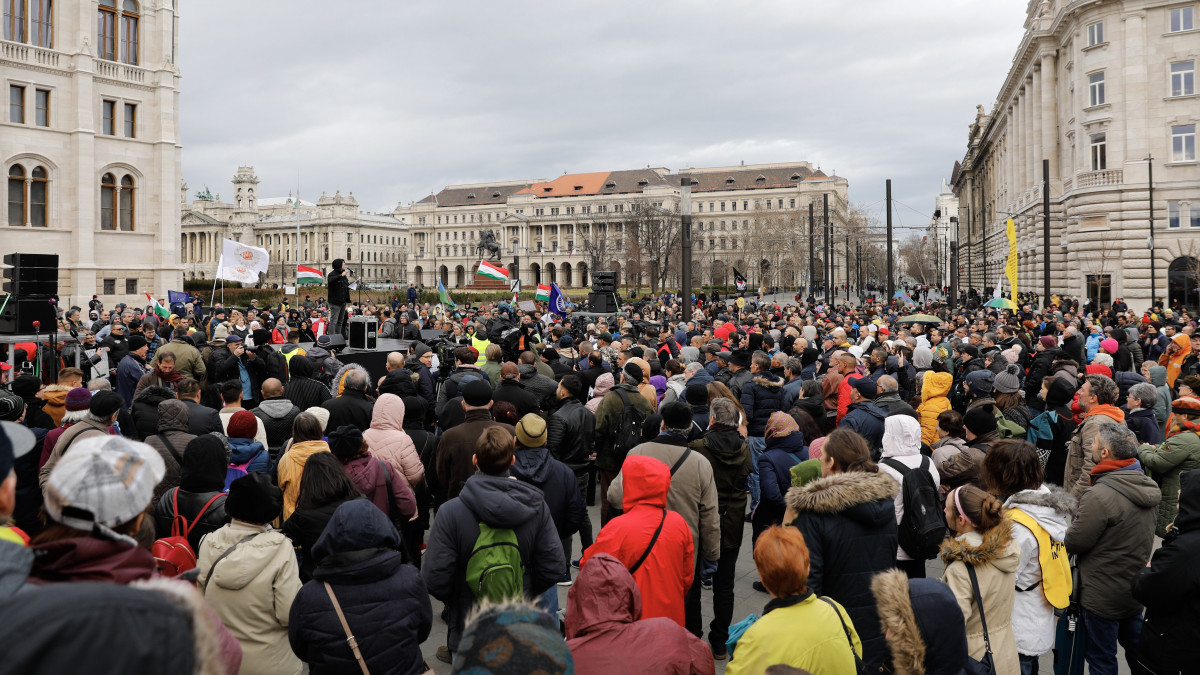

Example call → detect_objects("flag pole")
211 254 223 307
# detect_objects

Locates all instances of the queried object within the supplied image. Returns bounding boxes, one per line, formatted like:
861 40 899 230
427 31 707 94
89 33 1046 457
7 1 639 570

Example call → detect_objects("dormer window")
543 187 553 192
637 179 648 186
604 181 616 189
492 191 501 198
726 176 736 184
574 185 583 191
467 193 476 200
755 175 766 183
790 173 801 181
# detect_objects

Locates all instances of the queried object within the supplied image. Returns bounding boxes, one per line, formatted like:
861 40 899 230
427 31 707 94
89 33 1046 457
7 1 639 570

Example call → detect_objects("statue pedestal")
471 277 510 290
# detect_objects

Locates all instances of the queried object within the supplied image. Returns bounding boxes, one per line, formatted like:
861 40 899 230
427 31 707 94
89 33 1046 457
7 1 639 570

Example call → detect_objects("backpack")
152 488 223 577
882 456 946 560
465 522 524 603
995 409 1027 440
610 389 649 465
224 448 264 492
1008 507 1072 610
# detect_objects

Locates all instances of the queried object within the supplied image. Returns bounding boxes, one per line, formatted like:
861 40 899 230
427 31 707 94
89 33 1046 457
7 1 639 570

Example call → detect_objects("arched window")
31 0 51 47
118 174 134 230
120 0 138 65
100 172 115 230
7 165 25 226
30 166 46 227
4 0 25 42
98 0 116 60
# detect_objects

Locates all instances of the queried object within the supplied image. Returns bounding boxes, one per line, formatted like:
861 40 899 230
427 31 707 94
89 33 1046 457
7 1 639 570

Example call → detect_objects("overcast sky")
179 1 1027 233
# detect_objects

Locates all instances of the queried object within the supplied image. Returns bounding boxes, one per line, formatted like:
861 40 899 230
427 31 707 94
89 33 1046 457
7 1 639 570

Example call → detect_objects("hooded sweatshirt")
916 372 953 447
565 552 715 675
363 393 425 487
511 445 587 540
198 520 303 675
879 415 941 561
1149 365 1172 427
582 455 695 626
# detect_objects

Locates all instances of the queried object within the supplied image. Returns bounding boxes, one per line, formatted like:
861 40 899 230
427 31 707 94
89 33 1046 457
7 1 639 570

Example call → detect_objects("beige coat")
607 438 721 562
198 520 303 675
940 525 1022 675
276 440 331 520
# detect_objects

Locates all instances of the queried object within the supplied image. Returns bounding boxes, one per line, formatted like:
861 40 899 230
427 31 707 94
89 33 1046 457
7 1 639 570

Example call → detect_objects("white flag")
218 238 270 284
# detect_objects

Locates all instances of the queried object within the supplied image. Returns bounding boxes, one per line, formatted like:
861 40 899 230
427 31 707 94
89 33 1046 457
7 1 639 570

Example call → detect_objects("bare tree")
623 198 681 294
898 235 938 286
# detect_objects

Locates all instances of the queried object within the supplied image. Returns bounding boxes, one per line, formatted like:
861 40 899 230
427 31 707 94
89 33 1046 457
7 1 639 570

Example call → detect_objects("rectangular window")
1174 124 1197 161
125 279 137 294
1088 71 1106 106
1194 205 1200 228
31 0 50 47
98 3 115 60
1087 21 1104 46
4 0 25 42
102 279 115 295
102 100 115 135
1170 6 1194 32
1090 133 1107 170
9 85 23 124
1171 60 1195 96
720 202 726 211
789 198 796 208
742 201 748 210
1169 201 1181 228
34 89 48 127
120 10 138 65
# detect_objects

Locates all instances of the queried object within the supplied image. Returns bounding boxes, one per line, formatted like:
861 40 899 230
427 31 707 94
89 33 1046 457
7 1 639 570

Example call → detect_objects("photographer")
434 346 489 418
215 335 266 408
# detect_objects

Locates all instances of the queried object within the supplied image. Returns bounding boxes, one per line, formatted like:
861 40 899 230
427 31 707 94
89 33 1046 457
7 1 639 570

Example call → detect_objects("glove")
701 557 719 577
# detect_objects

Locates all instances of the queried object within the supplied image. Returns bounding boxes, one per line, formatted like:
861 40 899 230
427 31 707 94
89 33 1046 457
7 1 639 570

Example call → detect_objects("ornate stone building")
954 0 1200 310
2 0 183 306
402 162 850 291
181 166 409 287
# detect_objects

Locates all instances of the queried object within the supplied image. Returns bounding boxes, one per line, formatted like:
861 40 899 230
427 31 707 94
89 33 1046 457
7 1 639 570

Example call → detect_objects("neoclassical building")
2 0 182 306
954 0 1200 310
402 162 850 291
181 166 409 287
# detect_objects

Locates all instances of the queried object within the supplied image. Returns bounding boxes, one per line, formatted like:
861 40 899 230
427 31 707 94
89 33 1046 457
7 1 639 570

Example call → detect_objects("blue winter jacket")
839 402 887 457
226 436 269 474
740 372 787 437
759 433 808 509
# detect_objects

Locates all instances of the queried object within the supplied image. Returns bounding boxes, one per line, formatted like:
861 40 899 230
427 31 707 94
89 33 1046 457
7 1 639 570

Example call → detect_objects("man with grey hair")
321 366 374 431
1066 374 1125 500
1066 421 1160 675
873 374 917 419
1125 382 1163 445
686 396 750 658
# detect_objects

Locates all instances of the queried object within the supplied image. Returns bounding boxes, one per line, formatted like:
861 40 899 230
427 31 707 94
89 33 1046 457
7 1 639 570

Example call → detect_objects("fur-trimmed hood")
785 470 898 520
939 523 1019 572
871 569 969 675
751 374 784 389
1004 484 1076 542
134 385 176 406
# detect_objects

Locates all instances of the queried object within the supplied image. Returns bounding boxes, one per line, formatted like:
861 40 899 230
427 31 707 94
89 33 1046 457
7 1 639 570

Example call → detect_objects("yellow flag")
1005 218 1018 298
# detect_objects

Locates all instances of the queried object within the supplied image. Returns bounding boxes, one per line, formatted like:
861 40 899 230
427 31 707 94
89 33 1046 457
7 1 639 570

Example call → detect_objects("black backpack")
610 389 648 465
881 457 946 560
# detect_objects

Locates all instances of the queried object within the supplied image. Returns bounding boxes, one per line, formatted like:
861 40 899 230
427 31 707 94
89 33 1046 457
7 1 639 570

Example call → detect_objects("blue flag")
548 283 571 317
167 290 189 304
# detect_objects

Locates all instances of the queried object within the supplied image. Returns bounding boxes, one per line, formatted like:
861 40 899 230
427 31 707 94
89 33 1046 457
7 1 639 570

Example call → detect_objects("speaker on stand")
589 271 618 314
0 253 59 334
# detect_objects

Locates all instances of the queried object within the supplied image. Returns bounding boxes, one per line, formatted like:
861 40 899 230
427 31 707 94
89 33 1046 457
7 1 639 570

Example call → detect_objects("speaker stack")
589 271 618 313
0 253 59 334
348 316 378 350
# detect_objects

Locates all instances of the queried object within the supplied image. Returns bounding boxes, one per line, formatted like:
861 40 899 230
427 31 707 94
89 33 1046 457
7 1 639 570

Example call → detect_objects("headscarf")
764 411 800 440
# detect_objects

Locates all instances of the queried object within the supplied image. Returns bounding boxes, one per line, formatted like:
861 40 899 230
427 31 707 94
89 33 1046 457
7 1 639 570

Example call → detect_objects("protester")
871 569 971 675
275 411 332 519
879 414 940 578
1137 396 1200 536
752 411 807 543
153 434 230 551
282 451 365 582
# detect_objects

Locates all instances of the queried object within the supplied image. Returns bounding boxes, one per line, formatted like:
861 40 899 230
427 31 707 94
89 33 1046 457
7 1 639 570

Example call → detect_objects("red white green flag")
297 265 323 284
477 259 509 281
535 284 551 301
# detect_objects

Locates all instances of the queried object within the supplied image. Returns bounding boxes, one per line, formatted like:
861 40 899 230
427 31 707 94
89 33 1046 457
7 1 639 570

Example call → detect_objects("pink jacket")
363 394 425 487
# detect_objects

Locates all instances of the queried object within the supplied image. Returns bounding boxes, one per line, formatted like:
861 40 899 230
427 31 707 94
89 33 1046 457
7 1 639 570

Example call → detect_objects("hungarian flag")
535 284 551 301
297 265 323 285
733 267 748 292
477 259 509 281
144 293 169 319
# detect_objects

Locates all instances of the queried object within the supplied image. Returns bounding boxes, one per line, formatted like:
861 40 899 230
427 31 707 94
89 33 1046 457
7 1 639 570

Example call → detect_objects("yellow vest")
472 335 492 364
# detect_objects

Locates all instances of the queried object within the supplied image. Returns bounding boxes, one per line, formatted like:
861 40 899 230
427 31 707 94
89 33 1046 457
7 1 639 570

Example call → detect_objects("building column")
1032 67 1043 192
1040 52 1058 180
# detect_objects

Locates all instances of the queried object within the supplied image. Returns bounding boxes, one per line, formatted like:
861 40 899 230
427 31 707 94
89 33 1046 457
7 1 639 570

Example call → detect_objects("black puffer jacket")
130 386 177 441
283 496 361 583
787 470 900 673
1132 470 1200 673
546 397 595 472
254 397 301 461
689 426 752 551
1024 346 1062 401
153 435 230 550
289 500 432 675
283 356 331 411
739 372 786 437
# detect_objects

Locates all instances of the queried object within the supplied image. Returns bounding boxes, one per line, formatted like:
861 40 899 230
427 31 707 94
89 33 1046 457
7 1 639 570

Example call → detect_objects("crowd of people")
0 285 1198 675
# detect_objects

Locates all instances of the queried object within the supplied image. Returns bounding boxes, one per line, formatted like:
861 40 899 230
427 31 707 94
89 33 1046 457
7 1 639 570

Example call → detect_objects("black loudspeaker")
0 296 58 334
348 316 378 350
592 271 616 294
588 292 618 314
2 252 58 296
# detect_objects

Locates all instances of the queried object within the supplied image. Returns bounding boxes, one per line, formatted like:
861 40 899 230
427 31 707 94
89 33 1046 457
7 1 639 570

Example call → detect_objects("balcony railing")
1075 169 1123 189
95 59 147 84
1 41 60 68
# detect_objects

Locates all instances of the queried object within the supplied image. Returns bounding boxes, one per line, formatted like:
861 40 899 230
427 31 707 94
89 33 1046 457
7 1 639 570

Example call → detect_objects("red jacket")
567 553 714 675
581 454 694 626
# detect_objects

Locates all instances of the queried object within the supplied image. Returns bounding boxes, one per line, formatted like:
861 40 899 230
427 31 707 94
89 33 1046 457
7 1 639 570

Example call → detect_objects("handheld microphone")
32 321 40 329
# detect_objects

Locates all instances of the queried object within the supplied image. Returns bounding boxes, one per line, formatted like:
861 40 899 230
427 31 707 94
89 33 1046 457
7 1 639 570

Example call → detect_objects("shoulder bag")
964 563 997 675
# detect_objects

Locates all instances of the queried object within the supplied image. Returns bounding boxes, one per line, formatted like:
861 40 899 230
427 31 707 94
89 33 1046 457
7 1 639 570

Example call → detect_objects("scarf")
1084 403 1125 424
154 366 184 386
1090 457 1139 484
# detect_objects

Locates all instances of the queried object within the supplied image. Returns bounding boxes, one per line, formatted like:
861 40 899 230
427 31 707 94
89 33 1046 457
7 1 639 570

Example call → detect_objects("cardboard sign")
517 300 537 311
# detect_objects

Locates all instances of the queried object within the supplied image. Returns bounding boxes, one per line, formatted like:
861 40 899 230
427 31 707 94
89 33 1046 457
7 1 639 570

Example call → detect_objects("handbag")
724 613 759 659
964 563 997 675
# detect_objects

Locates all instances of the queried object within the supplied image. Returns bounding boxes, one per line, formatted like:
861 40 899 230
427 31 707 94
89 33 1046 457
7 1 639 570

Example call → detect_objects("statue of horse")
475 229 503 261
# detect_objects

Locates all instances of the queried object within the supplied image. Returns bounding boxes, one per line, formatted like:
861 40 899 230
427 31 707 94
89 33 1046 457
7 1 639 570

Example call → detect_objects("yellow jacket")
917 372 953 447
726 593 862 675
276 440 331 520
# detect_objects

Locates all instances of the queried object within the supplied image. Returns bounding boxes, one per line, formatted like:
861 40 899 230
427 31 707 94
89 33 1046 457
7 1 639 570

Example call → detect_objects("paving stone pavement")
417 496 1132 675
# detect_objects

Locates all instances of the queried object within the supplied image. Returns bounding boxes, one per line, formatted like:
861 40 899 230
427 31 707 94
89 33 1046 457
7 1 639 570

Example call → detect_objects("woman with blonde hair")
940 484 1021 674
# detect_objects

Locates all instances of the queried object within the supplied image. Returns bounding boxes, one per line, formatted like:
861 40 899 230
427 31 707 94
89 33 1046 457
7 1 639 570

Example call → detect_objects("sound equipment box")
348 316 378 350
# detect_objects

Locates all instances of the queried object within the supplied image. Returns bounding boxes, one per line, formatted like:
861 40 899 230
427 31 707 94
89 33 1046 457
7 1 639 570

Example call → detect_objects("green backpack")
995 408 1027 440
465 522 524 602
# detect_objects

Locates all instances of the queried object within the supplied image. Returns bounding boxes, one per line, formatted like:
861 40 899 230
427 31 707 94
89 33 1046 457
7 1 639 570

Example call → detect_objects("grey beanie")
994 364 1022 394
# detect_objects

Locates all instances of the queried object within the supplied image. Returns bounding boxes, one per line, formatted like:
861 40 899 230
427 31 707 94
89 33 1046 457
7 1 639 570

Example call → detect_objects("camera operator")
408 343 438 413
61 330 104 385
215 334 265 408
435 346 490 419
